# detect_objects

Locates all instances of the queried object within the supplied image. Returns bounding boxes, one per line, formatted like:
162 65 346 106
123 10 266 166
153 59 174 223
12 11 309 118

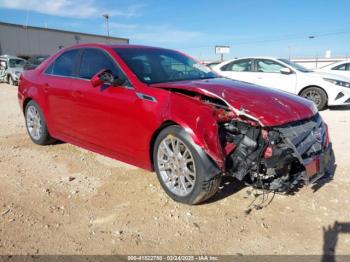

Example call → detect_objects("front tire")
25 100 55 145
300 87 327 110
153 126 221 205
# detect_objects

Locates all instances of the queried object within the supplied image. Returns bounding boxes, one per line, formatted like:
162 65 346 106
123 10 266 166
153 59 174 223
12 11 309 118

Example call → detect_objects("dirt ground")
0 83 349 255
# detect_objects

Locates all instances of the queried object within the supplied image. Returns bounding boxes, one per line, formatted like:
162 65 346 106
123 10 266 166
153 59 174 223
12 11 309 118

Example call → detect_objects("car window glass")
257 59 286 73
347 63 350 71
222 59 252 72
126 55 152 82
9 59 25 68
46 49 79 77
115 48 216 84
79 48 121 79
333 64 346 71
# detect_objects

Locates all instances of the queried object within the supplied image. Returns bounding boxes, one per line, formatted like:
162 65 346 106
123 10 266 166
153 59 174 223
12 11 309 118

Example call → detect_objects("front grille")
276 113 325 158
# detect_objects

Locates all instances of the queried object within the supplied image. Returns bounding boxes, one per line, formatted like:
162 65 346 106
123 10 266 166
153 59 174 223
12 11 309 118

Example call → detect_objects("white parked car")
316 60 350 78
212 57 350 110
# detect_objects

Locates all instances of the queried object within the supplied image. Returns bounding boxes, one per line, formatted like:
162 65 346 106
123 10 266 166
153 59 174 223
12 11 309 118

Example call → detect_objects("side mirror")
90 69 127 88
113 74 127 86
280 68 293 75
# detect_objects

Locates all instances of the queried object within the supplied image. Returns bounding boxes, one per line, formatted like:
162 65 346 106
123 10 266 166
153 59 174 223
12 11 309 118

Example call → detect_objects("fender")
163 91 226 170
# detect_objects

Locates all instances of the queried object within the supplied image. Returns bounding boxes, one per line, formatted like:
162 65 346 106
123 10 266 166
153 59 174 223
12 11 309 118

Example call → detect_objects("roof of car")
229 56 282 61
315 60 350 70
65 43 169 51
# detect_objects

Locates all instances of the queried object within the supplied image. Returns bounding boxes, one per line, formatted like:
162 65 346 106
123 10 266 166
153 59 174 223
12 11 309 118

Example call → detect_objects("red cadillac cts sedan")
18 43 332 204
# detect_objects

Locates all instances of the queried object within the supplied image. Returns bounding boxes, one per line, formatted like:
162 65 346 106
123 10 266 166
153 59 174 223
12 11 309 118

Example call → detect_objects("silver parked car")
0 55 26 85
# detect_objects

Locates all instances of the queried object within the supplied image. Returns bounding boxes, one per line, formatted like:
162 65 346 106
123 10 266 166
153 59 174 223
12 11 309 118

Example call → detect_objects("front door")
69 48 139 156
254 59 297 93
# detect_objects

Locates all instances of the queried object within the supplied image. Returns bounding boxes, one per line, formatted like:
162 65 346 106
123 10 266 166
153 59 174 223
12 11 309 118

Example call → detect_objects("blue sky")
0 0 349 60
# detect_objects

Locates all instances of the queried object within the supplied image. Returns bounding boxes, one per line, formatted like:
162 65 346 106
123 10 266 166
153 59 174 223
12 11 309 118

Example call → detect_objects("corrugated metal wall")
0 22 129 57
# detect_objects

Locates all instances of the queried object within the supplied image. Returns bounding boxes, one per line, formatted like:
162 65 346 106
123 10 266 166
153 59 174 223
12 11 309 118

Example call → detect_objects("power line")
183 27 350 50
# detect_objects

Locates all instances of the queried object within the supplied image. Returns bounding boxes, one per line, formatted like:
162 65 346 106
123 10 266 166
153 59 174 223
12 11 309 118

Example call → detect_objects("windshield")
278 58 311 73
114 48 217 84
9 59 26 68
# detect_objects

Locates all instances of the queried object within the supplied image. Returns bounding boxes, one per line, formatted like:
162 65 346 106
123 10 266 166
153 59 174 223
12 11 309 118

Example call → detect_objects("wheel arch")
149 120 221 178
149 120 180 170
22 97 33 114
298 85 329 99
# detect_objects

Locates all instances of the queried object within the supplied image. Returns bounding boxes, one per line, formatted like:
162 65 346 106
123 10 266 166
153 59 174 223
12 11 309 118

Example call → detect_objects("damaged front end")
219 111 332 192
153 81 332 193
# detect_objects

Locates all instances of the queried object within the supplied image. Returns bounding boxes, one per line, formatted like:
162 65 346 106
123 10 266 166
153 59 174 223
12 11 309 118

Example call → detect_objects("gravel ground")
0 83 349 255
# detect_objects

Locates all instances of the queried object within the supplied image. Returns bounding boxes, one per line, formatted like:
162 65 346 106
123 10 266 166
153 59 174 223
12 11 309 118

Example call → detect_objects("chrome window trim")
43 47 134 90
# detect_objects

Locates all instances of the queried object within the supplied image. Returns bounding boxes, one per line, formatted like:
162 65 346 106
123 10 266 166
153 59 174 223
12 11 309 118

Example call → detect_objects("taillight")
18 74 24 86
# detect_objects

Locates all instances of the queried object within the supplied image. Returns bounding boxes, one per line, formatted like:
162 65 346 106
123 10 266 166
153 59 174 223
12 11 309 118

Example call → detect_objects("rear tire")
25 100 55 145
153 125 221 205
300 87 327 110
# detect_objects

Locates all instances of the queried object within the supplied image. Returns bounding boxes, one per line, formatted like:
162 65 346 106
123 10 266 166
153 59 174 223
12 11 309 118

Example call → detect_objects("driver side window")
79 48 122 79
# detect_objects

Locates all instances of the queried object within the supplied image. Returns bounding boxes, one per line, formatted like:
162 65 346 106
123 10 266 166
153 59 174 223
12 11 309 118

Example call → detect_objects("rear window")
221 59 253 72
45 50 80 77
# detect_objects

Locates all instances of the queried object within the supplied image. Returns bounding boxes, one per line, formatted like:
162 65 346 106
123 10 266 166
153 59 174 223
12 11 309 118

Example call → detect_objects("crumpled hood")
151 78 317 127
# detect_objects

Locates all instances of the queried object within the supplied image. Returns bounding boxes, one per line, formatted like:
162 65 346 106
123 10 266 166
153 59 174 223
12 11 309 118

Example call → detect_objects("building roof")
0 54 25 59
0 21 129 42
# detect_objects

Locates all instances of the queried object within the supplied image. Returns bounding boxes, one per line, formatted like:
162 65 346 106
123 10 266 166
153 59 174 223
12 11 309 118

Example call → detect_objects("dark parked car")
18 43 333 204
23 55 49 70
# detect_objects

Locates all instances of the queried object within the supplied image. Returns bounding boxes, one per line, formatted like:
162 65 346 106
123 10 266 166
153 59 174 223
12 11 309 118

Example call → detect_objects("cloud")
0 0 146 19
109 4 147 18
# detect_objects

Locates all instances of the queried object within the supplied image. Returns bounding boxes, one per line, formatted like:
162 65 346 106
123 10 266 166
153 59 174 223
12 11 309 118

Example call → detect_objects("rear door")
253 59 297 93
217 59 255 83
42 49 80 137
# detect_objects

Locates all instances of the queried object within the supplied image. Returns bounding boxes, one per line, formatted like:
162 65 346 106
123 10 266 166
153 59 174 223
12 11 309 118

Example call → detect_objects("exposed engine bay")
219 111 332 192
161 86 332 193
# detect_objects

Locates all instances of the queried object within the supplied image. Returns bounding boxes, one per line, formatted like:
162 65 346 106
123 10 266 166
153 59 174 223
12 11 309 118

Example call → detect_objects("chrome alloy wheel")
302 90 321 106
26 105 43 140
157 135 196 197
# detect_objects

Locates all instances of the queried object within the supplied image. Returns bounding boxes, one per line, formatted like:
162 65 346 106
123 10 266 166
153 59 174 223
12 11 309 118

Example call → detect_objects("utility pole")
288 46 292 60
25 8 30 27
102 13 110 40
